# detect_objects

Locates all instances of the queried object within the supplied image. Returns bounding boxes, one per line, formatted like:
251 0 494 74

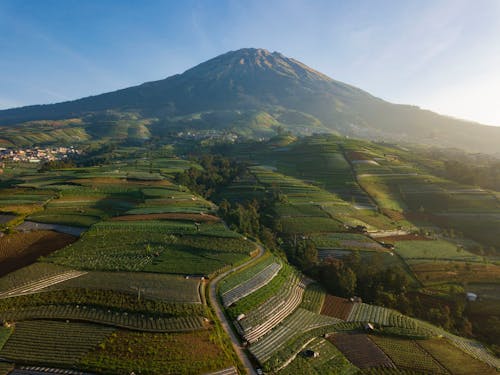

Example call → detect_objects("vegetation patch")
80 329 235 375
0 320 115 367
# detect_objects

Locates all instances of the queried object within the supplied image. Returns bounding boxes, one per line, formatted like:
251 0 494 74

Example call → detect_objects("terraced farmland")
236 272 305 343
44 271 202 303
347 303 396 325
222 262 281 307
80 329 236 375
0 321 115 367
279 337 358 375
299 283 326 313
249 308 340 364
369 335 448 374
48 221 253 274
0 305 205 332
218 253 275 294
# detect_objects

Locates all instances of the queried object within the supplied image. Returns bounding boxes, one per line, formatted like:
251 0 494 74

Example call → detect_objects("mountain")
1 48 499 154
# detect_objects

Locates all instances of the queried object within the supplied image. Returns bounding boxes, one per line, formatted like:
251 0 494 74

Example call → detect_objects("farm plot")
328 333 395 369
418 338 498 375
369 335 448 374
0 189 54 214
0 320 115 367
47 221 253 274
0 263 73 292
249 308 340 364
0 270 86 298
299 283 326 313
0 305 205 332
279 337 358 375
0 362 13 375
394 239 483 262
311 233 384 251
0 231 78 277
321 295 354 320
238 274 306 343
218 253 275 294
0 289 205 320
347 303 396 325
44 271 202 303
278 216 344 234
222 262 281 307
80 329 236 375
409 261 500 285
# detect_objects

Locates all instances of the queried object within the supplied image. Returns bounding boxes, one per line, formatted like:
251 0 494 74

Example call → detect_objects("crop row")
235 270 300 330
222 262 281 307
298 282 326 313
249 308 340 364
0 289 206 318
239 275 305 343
0 320 114 366
409 317 500 369
347 303 395 325
369 335 448 374
218 254 275 294
0 305 205 332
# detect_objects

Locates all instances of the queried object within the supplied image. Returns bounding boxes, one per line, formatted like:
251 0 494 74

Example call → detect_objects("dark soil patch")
328 333 395 369
0 231 77 277
321 295 353 320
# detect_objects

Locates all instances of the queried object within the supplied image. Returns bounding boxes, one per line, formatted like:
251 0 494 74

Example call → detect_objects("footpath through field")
208 242 265 375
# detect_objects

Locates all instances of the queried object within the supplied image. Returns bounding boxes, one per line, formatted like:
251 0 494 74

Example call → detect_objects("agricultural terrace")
47 221 255 274
218 252 275 294
0 321 115 368
226 262 297 319
418 338 498 375
0 305 205 332
0 263 74 292
222 262 281 307
311 233 385 251
0 188 55 215
44 271 202 303
0 289 205 319
249 308 340 365
80 329 237 375
278 337 358 375
237 273 306 343
368 335 448 374
299 283 326 313
394 239 483 262
409 261 500 286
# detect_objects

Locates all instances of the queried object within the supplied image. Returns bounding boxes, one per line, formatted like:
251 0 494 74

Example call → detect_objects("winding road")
208 243 265 375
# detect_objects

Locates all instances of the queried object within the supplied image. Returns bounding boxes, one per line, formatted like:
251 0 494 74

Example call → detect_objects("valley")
0 133 498 374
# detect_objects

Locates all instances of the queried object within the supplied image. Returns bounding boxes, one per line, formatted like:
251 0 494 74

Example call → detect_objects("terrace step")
0 271 88 298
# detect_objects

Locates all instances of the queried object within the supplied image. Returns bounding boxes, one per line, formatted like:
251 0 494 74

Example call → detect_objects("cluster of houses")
0 146 81 164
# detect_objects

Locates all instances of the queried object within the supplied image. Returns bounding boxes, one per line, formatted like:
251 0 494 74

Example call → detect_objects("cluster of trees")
38 159 76 171
175 155 246 198
416 147 500 191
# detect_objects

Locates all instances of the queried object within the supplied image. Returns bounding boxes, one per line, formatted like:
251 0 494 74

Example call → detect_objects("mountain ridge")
1 48 499 154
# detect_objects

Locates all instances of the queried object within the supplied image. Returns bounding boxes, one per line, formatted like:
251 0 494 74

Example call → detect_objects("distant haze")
0 0 499 126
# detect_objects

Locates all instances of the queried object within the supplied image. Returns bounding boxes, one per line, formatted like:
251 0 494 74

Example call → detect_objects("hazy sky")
1 0 500 126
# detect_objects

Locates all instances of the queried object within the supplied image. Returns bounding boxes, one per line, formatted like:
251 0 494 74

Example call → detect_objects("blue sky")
1 0 500 126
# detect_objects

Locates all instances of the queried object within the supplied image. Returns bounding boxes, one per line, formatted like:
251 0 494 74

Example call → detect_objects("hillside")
1 48 500 154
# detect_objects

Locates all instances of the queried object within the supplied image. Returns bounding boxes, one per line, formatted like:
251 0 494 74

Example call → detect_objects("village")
0 146 81 164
